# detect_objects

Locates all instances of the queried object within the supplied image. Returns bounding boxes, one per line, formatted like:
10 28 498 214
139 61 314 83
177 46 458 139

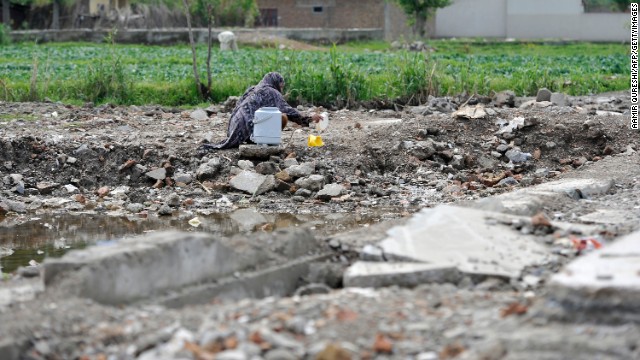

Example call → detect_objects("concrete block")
549 230 640 313
344 261 461 288
379 205 549 279
239 144 283 160
44 231 271 305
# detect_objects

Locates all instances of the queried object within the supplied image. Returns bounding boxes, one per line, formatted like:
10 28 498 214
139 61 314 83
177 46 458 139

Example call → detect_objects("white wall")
434 0 629 42
436 0 507 38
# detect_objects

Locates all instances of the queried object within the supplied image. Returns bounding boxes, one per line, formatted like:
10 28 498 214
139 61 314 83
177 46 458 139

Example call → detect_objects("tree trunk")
414 12 426 38
52 0 60 30
182 0 202 99
2 0 10 28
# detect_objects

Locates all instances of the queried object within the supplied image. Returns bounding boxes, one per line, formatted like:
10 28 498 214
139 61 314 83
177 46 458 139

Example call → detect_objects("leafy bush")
0 24 10 46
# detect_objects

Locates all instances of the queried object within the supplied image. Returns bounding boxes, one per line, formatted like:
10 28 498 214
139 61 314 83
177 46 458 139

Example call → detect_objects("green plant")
390 0 452 38
0 23 10 45
75 30 133 104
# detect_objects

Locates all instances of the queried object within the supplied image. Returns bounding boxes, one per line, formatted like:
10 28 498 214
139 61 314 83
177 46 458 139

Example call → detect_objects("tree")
391 0 451 38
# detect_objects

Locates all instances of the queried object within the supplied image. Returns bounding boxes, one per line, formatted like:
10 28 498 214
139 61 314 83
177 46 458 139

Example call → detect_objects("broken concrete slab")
344 261 460 288
145 168 167 180
548 230 640 315
156 254 331 308
239 144 283 160
229 171 275 195
579 209 632 225
532 178 614 200
316 183 345 200
44 229 320 305
378 205 549 279
44 231 270 305
475 177 615 216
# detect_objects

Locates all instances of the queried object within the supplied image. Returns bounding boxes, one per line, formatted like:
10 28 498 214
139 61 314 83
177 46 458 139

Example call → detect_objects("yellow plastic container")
308 134 324 147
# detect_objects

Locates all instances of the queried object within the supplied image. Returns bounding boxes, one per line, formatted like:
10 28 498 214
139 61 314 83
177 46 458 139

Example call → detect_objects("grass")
0 39 630 107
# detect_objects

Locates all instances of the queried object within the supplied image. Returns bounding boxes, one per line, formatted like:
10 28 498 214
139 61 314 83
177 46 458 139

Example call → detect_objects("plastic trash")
316 112 329 131
308 134 324 147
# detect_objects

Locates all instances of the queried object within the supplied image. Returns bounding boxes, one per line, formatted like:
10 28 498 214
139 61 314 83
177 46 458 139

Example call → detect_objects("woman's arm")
271 90 310 126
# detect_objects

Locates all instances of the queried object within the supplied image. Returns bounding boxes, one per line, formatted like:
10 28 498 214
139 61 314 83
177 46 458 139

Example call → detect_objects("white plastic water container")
251 107 282 145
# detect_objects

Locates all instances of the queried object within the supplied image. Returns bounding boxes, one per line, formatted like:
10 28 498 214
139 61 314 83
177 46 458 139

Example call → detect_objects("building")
256 0 413 40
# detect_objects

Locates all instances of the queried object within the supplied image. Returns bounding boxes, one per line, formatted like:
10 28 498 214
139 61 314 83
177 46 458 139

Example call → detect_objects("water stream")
0 208 401 273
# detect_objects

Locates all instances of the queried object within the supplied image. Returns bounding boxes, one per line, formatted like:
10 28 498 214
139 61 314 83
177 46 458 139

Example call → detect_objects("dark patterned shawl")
202 72 309 150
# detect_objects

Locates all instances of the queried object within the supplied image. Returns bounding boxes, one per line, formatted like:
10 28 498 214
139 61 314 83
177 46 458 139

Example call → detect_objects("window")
313 6 323 13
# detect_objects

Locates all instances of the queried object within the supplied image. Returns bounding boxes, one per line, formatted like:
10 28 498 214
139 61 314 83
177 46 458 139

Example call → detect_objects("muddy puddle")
0 208 404 273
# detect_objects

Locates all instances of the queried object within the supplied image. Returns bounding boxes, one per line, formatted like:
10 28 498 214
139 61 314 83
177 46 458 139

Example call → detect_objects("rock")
36 182 59 195
287 162 315 178
275 170 291 182
264 348 297 360
190 109 209 121
131 164 148 180
237 160 254 170
494 90 515 107
283 158 299 168
497 177 518 187
255 161 279 175
505 149 532 163
64 184 79 193
96 186 110 197
196 158 221 181
166 193 181 207
275 179 292 193
550 92 567 106
173 172 193 184
316 183 345 200
452 105 487 119
450 155 465 170
145 168 167 181
496 144 510 153
308 263 344 288
295 175 325 192
239 144 283 160
294 189 313 197
216 349 247 360
360 244 385 261
408 106 432 116
536 88 552 102
478 155 498 169
158 204 173 216
519 99 536 109
411 140 437 160
18 266 41 278
294 283 331 297
229 171 276 195
126 203 145 213
344 261 461 288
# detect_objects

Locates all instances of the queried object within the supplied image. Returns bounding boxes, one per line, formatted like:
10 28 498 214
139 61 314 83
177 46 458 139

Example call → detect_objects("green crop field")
0 39 630 107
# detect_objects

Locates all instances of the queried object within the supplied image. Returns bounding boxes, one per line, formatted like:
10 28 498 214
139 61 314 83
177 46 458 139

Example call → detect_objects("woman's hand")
310 113 322 123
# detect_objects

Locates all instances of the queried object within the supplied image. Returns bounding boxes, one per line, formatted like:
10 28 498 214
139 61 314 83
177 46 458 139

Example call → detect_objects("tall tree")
2 0 10 27
391 0 451 38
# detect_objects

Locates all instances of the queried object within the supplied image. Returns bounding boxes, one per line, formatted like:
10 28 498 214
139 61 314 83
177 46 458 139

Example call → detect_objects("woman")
201 72 320 150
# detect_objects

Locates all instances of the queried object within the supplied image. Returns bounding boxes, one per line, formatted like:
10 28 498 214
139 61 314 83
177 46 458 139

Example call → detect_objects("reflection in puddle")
0 208 400 273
